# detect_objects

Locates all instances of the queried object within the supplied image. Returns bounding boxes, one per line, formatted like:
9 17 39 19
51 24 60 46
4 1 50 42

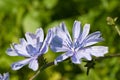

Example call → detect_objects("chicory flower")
0 73 9 80
7 28 53 71
50 21 108 64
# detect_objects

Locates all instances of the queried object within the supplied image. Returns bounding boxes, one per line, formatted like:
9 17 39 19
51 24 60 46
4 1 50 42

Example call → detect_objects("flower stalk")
85 53 120 75
30 53 120 79
29 62 54 80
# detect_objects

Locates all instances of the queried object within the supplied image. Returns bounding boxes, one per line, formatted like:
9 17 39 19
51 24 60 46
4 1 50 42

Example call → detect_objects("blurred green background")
0 0 120 80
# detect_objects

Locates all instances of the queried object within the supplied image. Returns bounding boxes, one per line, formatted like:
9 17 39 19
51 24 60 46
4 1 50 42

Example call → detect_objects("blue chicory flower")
0 73 9 80
50 21 108 64
6 28 53 71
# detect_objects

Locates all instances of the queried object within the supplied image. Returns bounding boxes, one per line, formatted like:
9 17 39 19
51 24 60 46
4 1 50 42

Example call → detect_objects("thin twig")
84 53 120 75
30 53 120 80
29 62 54 80
95 53 120 61
29 70 40 80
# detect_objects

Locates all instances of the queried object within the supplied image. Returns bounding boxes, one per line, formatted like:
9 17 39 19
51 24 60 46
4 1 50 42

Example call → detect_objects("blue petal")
76 48 92 60
83 31 104 47
0 74 2 80
14 44 31 57
6 48 18 56
26 44 38 56
3 73 9 80
54 51 73 65
85 46 108 57
71 54 81 64
35 28 44 42
55 27 72 50
25 32 35 42
59 22 72 41
57 22 72 45
11 58 31 70
78 24 90 44
25 32 37 45
19 38 27 45
51 47 69 52
50 36 69 52
28 59 38 71
76 46 108 61
51 36 63 48
40 29 53 54
72 21 81 42
56 28 70 42
40 45 48 54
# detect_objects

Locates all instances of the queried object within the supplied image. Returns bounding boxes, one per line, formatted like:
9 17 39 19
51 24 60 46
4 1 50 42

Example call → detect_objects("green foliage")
0 0 120 80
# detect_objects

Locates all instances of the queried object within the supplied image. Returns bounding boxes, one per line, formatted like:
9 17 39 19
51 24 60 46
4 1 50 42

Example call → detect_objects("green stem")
29 53 120 80
29 62 54 80
95 53 120 61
